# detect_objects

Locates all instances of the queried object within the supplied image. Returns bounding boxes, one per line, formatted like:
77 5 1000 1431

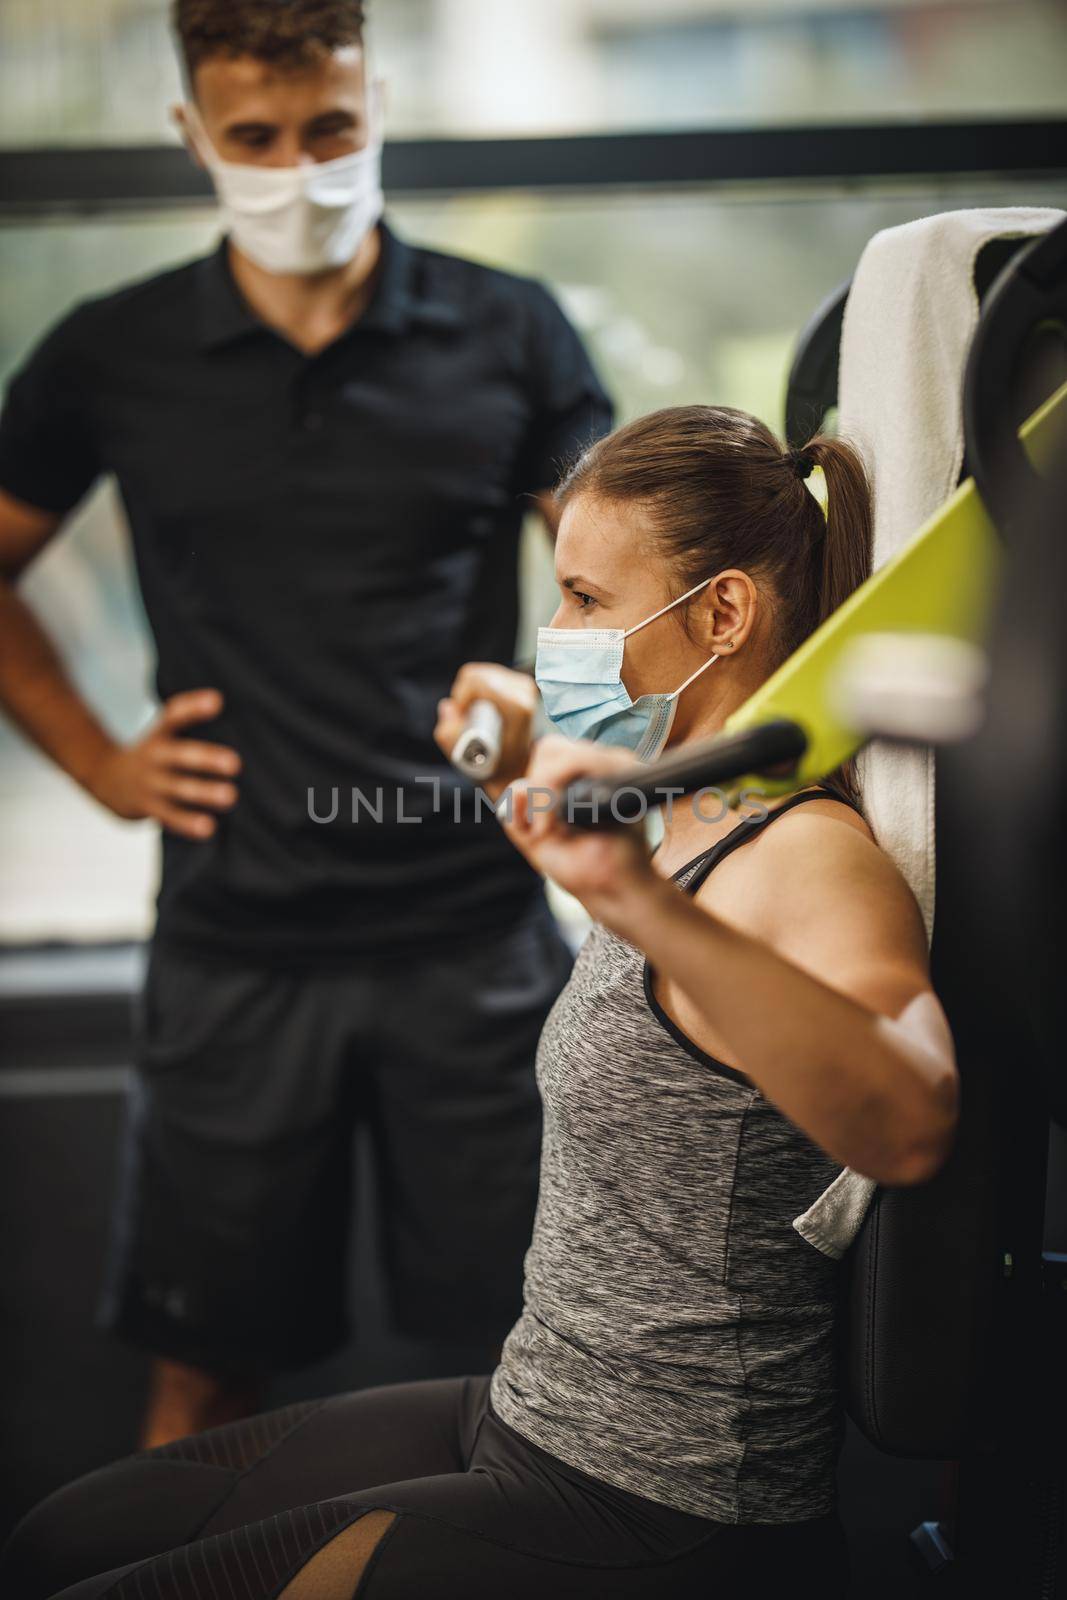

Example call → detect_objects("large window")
3 173 1066 942
0 0 1065 146
1 0 1065 943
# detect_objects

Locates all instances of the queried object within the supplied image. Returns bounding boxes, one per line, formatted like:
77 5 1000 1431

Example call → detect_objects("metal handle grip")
450 699 504 779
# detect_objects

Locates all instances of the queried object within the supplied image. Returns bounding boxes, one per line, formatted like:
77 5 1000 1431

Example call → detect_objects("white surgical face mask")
184 84 385 276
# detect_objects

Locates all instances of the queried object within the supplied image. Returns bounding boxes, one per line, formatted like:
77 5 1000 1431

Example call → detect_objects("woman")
3 407 958 1599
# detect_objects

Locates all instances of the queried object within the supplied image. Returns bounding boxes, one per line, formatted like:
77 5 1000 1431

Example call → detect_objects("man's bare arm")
0 487 241 839
0 489 116 788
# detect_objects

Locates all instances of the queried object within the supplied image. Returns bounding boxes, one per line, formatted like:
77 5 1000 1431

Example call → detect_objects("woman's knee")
278 1510 398 1600
31 1504 399 1600
0 1454 232 1600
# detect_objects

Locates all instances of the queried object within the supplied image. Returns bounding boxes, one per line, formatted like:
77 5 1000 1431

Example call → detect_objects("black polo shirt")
0 220 613 959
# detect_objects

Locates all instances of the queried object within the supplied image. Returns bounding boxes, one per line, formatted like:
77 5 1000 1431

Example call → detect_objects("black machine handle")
556 719 808 830
963 214 1067 539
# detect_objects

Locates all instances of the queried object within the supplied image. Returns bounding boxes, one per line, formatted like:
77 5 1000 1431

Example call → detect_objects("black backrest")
783 278 850 449
841 793 1049 1456
782 226 1053 1457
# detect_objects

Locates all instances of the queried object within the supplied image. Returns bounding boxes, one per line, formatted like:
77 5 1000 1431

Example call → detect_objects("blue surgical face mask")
535 576 720 761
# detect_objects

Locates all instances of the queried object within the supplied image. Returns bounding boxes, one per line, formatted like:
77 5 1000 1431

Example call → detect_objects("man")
0 0 611 1445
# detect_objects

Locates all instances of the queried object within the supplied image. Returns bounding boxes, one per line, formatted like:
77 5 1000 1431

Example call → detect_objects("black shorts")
97 899 573 1373
1 1374 850 1600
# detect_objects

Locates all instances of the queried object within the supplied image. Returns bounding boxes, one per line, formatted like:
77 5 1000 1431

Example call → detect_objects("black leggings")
1 1376 850 1599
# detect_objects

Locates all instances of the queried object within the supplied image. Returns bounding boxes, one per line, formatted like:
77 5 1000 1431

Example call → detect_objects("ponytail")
799 434 873 635
794 434 874 807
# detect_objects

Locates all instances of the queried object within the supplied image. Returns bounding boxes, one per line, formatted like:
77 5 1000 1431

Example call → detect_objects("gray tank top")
490 787 857 1524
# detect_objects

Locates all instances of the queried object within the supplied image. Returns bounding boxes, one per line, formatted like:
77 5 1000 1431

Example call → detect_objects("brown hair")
558 404 873 804
173 0 365 79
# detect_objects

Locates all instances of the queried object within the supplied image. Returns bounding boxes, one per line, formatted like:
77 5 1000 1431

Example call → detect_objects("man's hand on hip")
87 688 241 840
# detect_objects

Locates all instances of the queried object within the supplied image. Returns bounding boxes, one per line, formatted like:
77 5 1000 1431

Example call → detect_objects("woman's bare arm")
501 737 958 1187
641 814 957 1185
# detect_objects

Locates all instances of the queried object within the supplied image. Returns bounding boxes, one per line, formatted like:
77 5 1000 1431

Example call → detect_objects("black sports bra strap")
678 785 858 898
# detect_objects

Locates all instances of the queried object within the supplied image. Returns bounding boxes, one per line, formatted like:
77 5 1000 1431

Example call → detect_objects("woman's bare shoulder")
750 792 915 906
772 791 875 842
707 790 931 989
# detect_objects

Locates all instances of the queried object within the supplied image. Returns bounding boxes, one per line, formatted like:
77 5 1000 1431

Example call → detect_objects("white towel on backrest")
792 209 1062 1262
793 1165 878 1261
839 206 1063 940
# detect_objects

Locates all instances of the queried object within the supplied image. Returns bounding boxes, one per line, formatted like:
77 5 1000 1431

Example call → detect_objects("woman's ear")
706 570 758 654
